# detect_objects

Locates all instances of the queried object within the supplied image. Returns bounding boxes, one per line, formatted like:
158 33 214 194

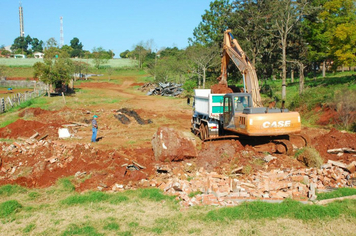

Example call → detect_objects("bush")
295 147 323 168
56 178 75 192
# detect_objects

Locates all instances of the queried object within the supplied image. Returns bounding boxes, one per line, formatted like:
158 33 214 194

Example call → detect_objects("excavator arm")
218 29 263 107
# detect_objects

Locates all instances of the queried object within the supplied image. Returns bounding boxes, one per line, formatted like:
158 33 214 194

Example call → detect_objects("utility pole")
60 16 64 48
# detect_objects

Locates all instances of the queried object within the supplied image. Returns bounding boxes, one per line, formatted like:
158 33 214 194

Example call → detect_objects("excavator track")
273 139 294 155
289 134 311 148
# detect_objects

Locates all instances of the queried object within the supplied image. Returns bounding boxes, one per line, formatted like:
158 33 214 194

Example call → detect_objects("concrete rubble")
140 82 184 96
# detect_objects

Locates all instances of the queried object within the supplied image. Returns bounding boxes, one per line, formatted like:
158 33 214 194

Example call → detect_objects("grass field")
0 58 137 68
1 183 356 236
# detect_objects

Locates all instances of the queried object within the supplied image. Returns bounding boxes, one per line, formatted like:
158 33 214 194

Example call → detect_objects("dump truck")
191 30 308 155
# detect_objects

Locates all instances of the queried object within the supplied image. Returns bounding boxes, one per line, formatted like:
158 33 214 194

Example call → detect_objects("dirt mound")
211 84 233 94
19 108 49 118
313 128 356 163
0 119 62 139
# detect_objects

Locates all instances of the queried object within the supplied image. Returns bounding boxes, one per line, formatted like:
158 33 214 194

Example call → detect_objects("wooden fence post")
0 98 4 113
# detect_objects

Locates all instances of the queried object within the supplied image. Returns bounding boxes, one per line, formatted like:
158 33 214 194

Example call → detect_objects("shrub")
295 147 323 168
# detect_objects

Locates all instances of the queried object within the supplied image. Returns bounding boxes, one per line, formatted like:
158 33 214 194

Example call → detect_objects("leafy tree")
120 50 130 58
31 38 44 52
270 0 308 100
189 0 233 45
132 41 151 69
45 37 58 49
92 47 110 69
320 0 356 69
73 61 89 80
70 37 84 58
230 0 273 68
70 37 83 50
11 36 30 54
33 58 74 95
186 44 220 88
1 50 11 57
60 45 73 57
302 0 329 77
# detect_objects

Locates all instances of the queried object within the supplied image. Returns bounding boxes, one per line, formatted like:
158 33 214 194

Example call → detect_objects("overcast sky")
0 0 212 57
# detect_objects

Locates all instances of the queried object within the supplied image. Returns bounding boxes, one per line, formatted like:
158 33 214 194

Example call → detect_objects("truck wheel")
205 124 209 138
200 124 206 140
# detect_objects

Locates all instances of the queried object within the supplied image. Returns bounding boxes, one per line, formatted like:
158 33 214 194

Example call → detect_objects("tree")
131 41 152 69
302 0 329 77
320 0 356 69
33 58 74 96
120 50 130 58
73 61 89 80
70 37 84 58
270 0 308 100
92 47 110 69
189 0 233 45
45 37 58 49
31 38 44 52
230 0 274 69
186 44 220 88
11 36 30 54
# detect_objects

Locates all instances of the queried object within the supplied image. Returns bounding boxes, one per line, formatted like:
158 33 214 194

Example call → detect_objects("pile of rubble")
140 82 184 96
134 160 356 207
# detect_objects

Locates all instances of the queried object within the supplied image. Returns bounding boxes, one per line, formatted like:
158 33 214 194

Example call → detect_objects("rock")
151 127 197 162
347 161 356 173
263 154 277 162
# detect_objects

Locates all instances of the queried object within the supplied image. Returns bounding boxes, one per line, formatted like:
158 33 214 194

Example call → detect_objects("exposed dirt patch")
19 107 49 118
0 119 62 139
313 128 356 163
211 84 233 94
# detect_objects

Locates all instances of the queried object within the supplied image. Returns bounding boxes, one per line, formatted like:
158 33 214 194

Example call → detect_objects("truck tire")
200 124 206 140
205 124 209 138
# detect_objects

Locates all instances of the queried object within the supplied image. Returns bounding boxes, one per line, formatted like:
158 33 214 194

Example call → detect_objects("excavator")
191 29 308 155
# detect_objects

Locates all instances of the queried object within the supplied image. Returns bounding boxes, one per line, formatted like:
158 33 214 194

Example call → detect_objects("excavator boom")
219 29 263 107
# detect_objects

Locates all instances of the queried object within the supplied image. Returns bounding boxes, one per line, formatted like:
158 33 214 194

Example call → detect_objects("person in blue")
91 115 98 142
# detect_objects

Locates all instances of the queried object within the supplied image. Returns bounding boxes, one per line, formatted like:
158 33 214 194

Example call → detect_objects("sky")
0 0 212 57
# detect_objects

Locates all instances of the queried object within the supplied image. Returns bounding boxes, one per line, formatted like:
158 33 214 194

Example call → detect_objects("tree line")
121 0 356 98
1 36 114 61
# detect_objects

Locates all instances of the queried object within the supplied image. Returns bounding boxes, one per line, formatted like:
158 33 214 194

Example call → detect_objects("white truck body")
192 89 225 137
193 89 225 120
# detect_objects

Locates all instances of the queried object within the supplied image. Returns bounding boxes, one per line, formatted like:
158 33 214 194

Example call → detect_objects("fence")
0 79 47 90
0 90 45 114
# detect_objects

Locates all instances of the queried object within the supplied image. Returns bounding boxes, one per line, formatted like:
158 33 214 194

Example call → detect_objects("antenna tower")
60 16 64 48
19 1 24 37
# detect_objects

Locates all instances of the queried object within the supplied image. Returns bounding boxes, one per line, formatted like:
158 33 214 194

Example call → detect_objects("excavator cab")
223 93 253 129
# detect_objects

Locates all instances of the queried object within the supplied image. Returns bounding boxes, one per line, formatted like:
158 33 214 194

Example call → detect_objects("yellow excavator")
191 30 308 155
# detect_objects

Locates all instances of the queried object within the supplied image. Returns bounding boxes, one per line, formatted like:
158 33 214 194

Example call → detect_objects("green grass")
61 191 110 205
138 188 175 202
0 200 23 218
205 199 356 221
23 223 36 233
103 222 120 231
61 223 103 236
317 188 356 200
55 178 76 192
0 184 27 196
